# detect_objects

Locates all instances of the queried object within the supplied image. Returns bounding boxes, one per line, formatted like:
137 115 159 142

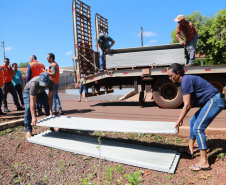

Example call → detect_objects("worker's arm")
48 90 54 115
30 95 37 126
106 40 115 53
9 65 16 76
26 64 31 83
47 66 56 77
176 25 185 46
175 94 193 132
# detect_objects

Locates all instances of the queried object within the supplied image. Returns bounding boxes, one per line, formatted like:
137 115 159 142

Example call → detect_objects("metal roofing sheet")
37 116 177 134
28 130 180 173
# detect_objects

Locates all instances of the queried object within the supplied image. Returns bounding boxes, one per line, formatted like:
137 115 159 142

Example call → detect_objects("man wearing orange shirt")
46 53 63 115
174 15 198 66
26 55 45 116
1 58 24 112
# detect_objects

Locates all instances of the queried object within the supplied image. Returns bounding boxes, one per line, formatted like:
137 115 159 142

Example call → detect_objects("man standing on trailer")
97 33 115 71
174 15 198 66
24 72 54 138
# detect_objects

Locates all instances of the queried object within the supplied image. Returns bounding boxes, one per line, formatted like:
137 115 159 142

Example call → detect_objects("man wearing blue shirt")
97 33 115 71
167 63 225 172
12 63 24 107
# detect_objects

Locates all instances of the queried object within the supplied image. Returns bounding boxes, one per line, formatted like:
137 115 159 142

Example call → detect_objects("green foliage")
125 171 144 185
217 152 225 160
170 10 226 63
18 62 29 68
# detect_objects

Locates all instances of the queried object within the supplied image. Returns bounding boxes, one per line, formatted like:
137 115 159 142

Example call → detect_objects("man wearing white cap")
174 15 198 66
23 72 54 138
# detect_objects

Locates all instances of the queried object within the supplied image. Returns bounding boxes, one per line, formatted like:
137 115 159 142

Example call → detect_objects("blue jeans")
185 33 198 65
23 89 50 132
79 84 88 94
53 83 62 113
99 50 105 70
13 84 24 106
189 93 225 150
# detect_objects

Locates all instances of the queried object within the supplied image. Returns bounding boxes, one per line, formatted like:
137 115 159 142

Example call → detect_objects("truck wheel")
203 75 226 93
153 77 183 109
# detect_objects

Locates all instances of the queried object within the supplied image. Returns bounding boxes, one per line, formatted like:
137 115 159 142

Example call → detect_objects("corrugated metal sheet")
106 44 185 69
37 116 177 134
28 130 180 173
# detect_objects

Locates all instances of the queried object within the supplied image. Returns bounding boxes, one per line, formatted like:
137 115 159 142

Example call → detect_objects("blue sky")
0 0 225 67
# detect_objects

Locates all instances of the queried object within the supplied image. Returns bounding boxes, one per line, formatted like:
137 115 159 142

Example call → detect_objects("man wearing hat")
174 15 198 66
97 33 115 71
23 72 54 138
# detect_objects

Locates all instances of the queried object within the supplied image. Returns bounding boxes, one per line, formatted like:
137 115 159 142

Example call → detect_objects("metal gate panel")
72 0 94 75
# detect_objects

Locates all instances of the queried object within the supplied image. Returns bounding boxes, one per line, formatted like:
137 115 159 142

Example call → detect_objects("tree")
18 62 29 68
170 10 226 64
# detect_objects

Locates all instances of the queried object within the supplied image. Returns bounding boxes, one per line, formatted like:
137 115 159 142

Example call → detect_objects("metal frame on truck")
72 0 226 109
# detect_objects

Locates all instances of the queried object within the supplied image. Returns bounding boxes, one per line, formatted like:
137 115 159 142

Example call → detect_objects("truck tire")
203 74 226 93
153 77 183 109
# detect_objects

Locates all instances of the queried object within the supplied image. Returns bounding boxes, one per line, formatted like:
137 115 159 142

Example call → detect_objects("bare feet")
77 100 81 102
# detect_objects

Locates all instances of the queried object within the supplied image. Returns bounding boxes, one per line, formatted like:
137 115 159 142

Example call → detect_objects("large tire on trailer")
203 74 226 93
153 77 183 109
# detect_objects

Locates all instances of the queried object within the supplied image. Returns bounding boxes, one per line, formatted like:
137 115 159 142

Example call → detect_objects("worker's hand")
175 121 183 133
50 110 53 116
179 41 185 46
106 48 110 54
31 117 37 126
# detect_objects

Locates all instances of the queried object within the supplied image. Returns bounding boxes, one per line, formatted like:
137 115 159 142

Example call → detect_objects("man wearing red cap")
174 15 198 66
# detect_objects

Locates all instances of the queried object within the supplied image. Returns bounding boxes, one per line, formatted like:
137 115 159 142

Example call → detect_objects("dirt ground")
0 93 226 185
0 126 225 185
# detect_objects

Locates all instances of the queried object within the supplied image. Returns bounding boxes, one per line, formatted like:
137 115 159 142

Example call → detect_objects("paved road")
3 93 226 136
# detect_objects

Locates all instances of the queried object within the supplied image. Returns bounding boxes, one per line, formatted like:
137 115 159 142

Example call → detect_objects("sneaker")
0 111 7 115
4 108 10 113
186 62 195 66
17 106 25 111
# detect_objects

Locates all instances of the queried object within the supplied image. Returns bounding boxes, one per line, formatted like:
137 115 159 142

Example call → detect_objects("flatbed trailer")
72 0 226 109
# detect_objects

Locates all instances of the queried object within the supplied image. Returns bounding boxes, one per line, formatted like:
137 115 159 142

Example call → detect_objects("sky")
0 0 225 68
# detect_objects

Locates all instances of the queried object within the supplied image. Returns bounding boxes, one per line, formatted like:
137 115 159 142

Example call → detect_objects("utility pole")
141 27 143 47
1 41 5 61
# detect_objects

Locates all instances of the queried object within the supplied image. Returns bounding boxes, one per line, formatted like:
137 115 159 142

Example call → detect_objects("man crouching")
23 72 54 138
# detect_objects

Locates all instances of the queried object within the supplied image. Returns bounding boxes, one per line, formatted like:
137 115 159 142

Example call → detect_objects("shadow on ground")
62 109 95 115
90 101 158 108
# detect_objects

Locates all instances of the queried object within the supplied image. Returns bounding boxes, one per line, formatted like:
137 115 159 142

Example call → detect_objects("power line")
0 5 70 27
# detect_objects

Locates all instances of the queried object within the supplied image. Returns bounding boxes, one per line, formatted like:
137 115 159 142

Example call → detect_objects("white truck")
72 0 226 109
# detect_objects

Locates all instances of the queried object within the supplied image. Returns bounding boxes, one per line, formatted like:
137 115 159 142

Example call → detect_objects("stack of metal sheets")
27 116 180 173
106 44 185 69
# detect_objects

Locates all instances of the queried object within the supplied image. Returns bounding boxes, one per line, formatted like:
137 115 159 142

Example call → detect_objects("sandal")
189 164 212 171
